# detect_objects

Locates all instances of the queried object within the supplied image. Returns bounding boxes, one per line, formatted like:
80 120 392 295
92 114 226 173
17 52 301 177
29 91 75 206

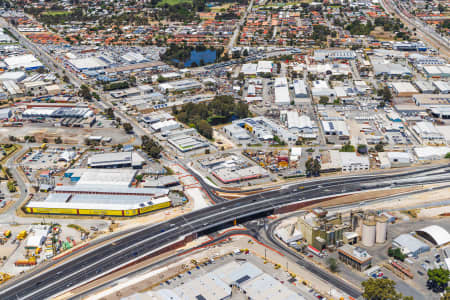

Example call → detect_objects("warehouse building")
321 120 349 139
159 79 202 93
430 107 450 119
416 225 450 247
87 151 145 169
142 176 180 188
414 80 435 94
65 168 137 186
339 152 370 172
274 77 290 105
378 152 413 169
423 65 450 78
212 165 269 184
256 60 273 75
4 54 44 70
313 49 356 60
338 245 372 271
311 80 335 97
433 81 450 94
241 63 257 76
413 122 443 141
223 123 251 144
0 71 26 82
150 119 180 132
414 146 450 160
0 107 12 120
391 82 418 97
3 80 23 97
413 94 450 108
283 111 313 134
168 135 208 152
22 106 93 119
68 57 109 71
373 64 411 77
392 234 430 256
293 79 308 98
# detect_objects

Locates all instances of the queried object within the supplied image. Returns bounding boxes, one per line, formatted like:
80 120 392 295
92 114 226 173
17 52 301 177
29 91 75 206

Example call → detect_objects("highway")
0 165 449 299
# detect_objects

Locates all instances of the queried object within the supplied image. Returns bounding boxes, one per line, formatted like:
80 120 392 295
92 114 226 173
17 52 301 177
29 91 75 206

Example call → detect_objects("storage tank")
361 218 376 247
375 216 388 244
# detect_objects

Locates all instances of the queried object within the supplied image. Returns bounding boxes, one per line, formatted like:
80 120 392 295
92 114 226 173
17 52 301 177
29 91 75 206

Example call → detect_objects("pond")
173 49 217 67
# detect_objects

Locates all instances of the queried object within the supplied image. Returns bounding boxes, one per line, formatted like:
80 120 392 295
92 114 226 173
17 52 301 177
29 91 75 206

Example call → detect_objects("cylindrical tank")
375 216 388 244
362 218 376 247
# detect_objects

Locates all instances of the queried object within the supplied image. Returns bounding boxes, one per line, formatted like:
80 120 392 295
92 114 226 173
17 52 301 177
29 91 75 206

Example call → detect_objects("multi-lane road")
0 164 449 299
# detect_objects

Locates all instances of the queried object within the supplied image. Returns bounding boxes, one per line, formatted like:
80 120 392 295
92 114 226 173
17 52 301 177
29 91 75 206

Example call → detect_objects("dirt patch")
371 26 397 41
304 186 422 209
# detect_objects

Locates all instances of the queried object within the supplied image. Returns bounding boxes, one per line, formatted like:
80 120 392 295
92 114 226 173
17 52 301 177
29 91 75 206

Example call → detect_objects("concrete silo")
375 216 388 244
361 217 376 247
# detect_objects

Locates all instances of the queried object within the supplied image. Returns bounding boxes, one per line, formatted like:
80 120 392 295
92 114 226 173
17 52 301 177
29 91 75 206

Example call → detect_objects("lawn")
41 11 72 16
157 0 192 6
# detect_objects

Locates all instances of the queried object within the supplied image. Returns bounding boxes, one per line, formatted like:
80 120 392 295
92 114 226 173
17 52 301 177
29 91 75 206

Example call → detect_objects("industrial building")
293 79 309 101
281 110 314 134
241 63 257 76
337 245 372 271
313 49 356 60
413 94 450 108
65 168 137 186
256 60 273 75
372 63 411 77
0 107 12 120
297 208 349 250
22 106 93 119
223 123 251 144
414 80 435 93
378 152 414 169
391 82 418 97
321 121 349 139
68 57 109 71
274 77 290 105
141 261 304 300
433 81 450 94
392 234 430 257
0 71 26 82
430 107 450 119
311 80 335 97
212 165 268 184
416 225 450 247
413 122 444 141
168 135 209 152
158 79 202 93
150 119 180 132
4 54 44 70
142 176 180 188
423 65 450 78
414 146 450 160
87 151 145 169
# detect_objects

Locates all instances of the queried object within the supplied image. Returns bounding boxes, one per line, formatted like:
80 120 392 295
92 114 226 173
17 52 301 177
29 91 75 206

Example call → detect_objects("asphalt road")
0 165 449 299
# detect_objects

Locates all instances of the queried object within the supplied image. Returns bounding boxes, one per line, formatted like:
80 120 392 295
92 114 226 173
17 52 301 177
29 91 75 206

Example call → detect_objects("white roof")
391 82 418 94
241 63 257 75
68 57 109 70
416 225 450 246
257 61 273 73
4 54 43 69
274 78 290 105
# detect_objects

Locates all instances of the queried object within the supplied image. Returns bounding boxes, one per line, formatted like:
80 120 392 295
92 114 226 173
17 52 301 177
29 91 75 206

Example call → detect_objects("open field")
157 0 192 6
41 11 72 16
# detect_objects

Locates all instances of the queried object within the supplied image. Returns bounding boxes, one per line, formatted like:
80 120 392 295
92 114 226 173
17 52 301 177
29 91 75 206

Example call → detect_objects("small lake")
174 49 217 67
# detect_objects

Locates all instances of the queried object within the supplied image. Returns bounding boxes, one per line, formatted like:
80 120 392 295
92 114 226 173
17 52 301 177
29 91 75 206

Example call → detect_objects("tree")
123 123 133 134
135 174 143 182
104 108 115 120
242 49 249 56
340 143 355 152
79 84 92 100
305 158 321 177
357 144 368 154
327 258 339 272
141 135 162 159
55 137 63 144
382 86 392 101
28 136 36 143
362 278 409 300
42 138 48 143
375 142 384 152
427 268 450 291
197 120 213 139
319 96 329 105
8 136 16 142
445 152 450 159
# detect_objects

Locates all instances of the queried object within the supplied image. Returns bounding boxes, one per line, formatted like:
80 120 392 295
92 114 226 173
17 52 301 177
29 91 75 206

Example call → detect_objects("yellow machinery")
16 230 27 240
0 273 11 285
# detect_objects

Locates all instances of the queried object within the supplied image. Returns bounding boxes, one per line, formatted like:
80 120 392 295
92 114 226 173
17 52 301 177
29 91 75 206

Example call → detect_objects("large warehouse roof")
416 225 450 246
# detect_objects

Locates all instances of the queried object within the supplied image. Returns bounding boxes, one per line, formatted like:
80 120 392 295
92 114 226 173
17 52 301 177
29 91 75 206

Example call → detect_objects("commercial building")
378 152 413 168
241 63 257 76
3 80 23 97
274 77 290 105
23 80 52 96
392 234 430 256
430 107 450 119
256 60 273 75
313 49 356 60
282 110 313 134
65 168 137 187
87 151 145 169
311 80 335 97
414 80 435 94
0 71 26 82
298 208 349 250
22 106 93 119
338 245 372 271
4 54 44 70
391 82 418 97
